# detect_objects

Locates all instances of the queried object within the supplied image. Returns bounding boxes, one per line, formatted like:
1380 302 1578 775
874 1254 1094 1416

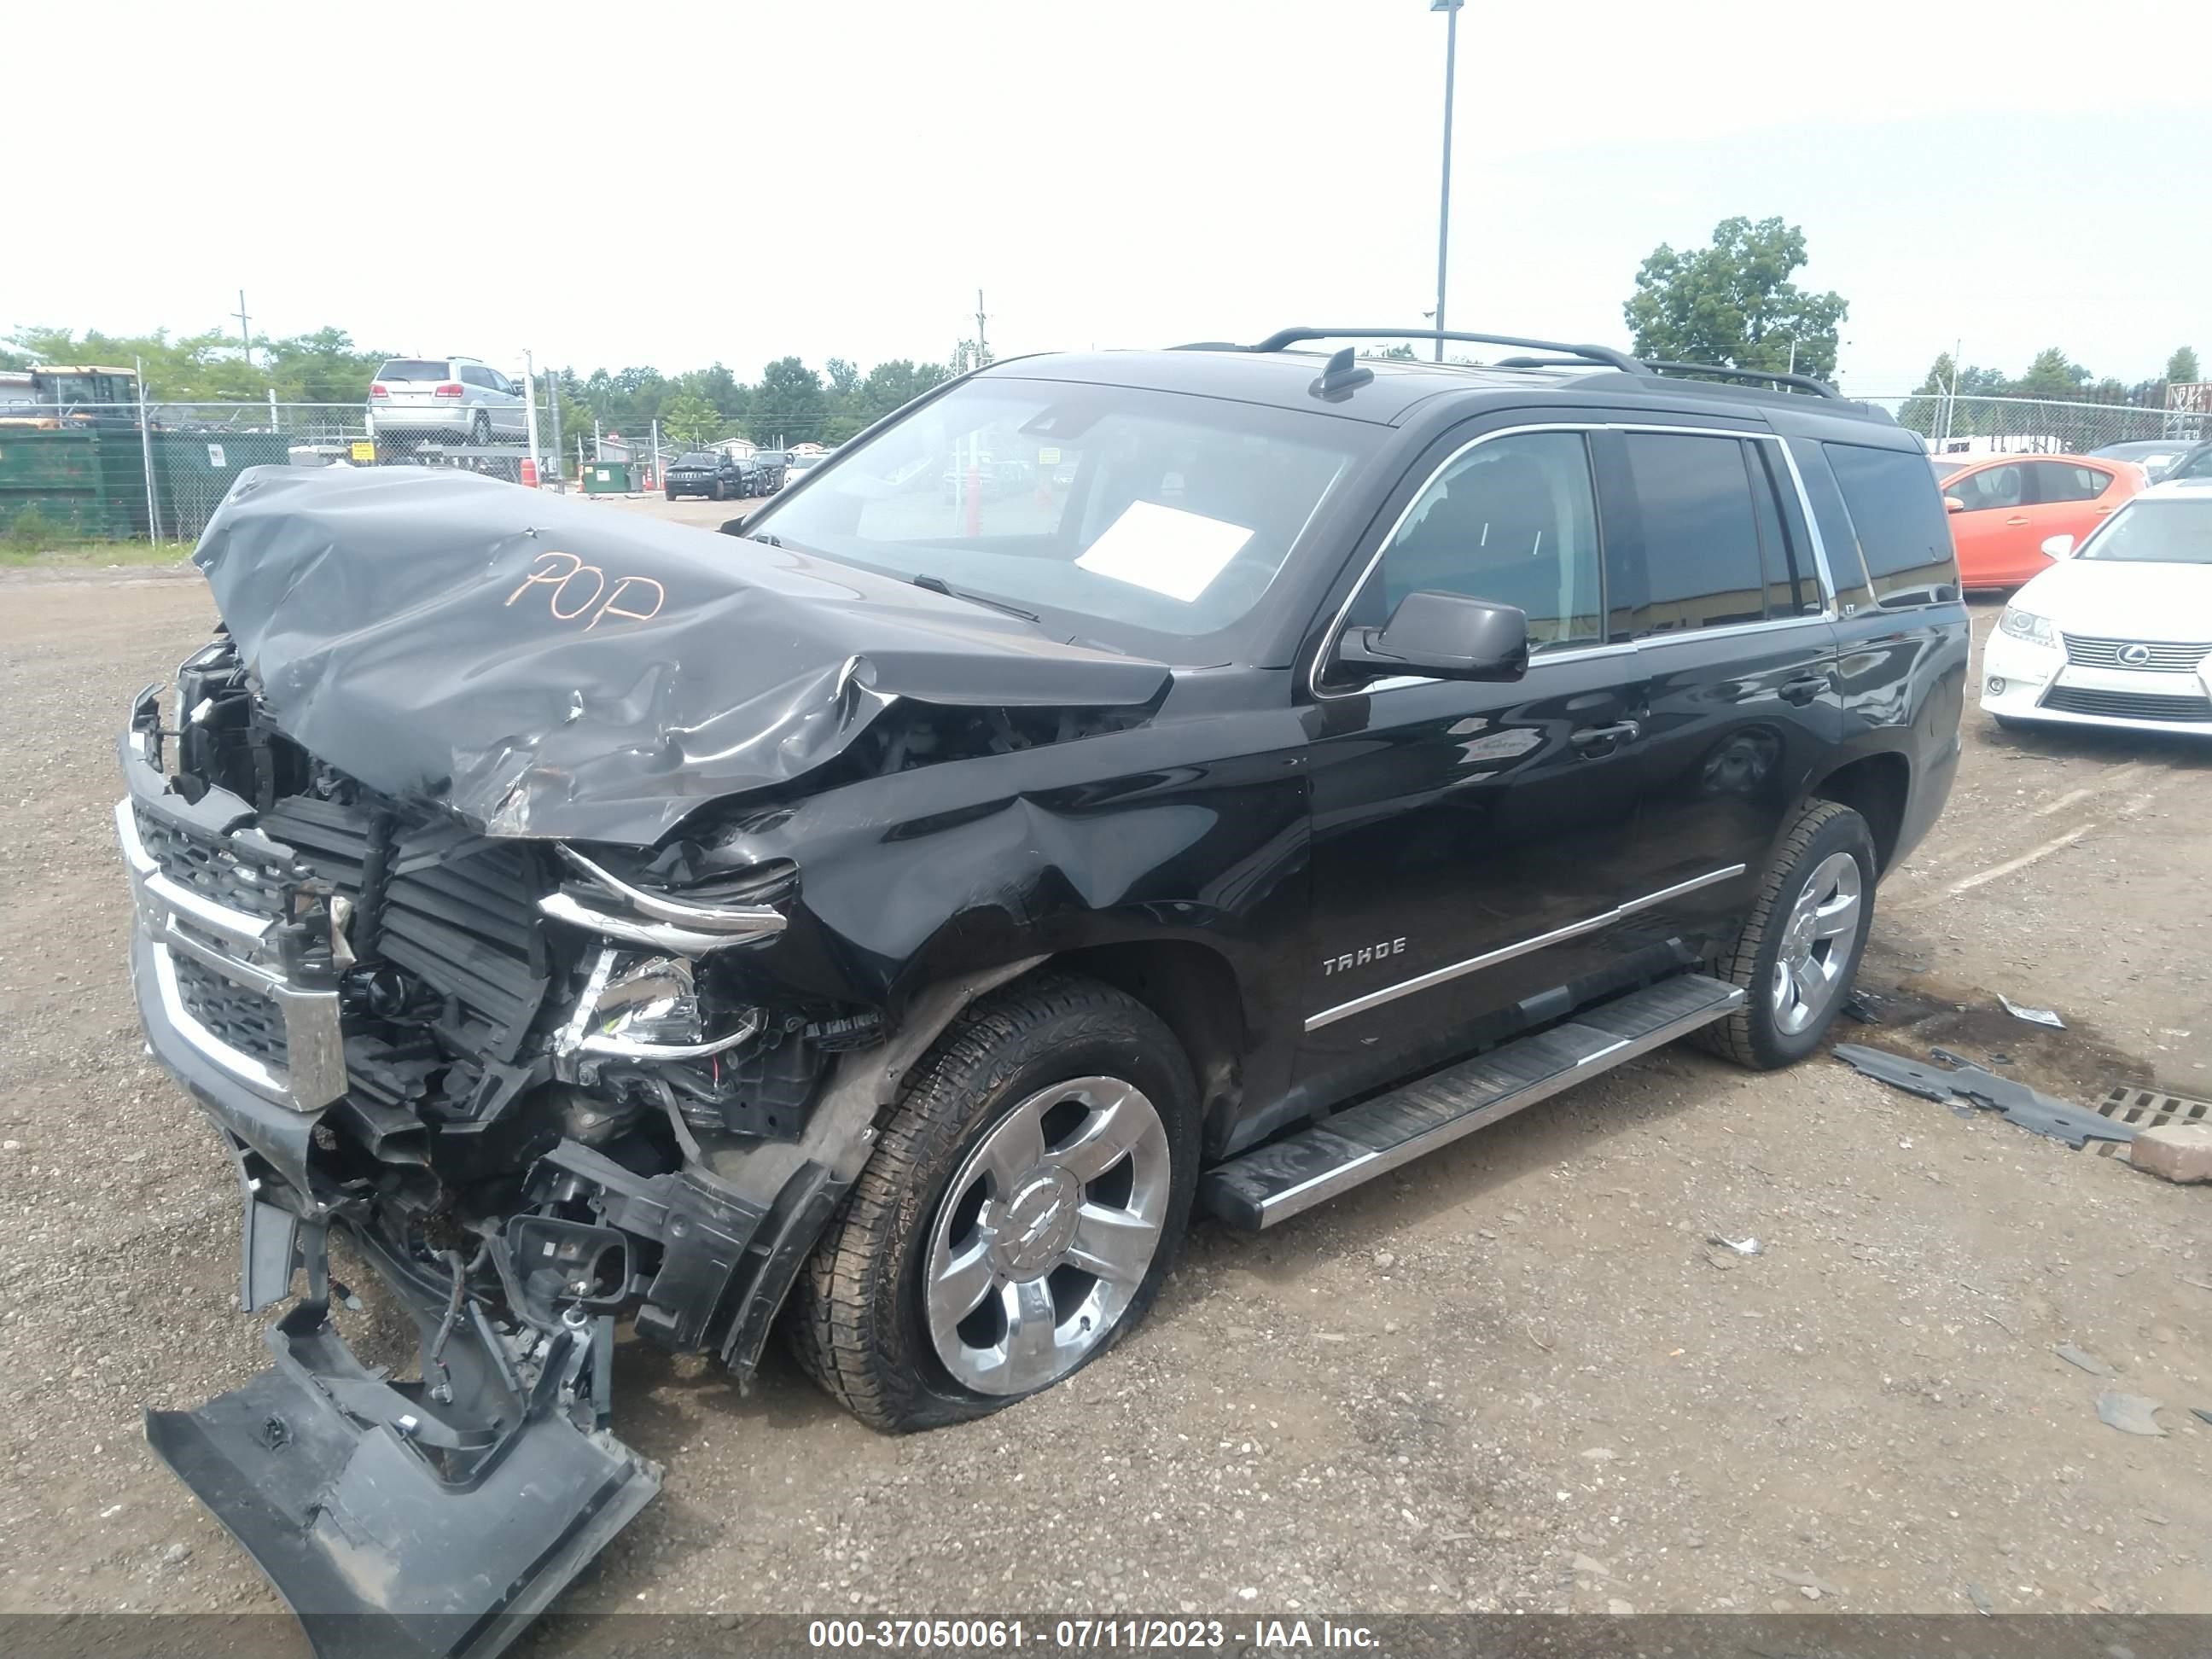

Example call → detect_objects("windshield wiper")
910 573 1039 623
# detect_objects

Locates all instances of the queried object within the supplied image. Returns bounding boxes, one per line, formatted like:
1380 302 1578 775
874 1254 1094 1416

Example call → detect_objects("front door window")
1355 430 1604 651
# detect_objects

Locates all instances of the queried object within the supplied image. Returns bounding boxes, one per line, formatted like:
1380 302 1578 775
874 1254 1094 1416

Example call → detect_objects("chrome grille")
132 807 288 923
170 952 288 1067
2062 634 2212 673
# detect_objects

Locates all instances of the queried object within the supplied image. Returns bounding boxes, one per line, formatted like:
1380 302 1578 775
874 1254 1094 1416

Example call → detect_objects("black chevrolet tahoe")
116 328 1965 1651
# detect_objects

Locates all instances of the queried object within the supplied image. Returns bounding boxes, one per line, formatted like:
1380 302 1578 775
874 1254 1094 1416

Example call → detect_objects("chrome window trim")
1769 434 1846 611
1628 613 1837 651
1302 863 1748 1031
1308 422 1840 701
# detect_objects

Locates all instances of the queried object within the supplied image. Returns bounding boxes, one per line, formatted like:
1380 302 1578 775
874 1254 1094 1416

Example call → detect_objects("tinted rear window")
1622 432 1768 632
1823 443 1959 608
376 360 449 381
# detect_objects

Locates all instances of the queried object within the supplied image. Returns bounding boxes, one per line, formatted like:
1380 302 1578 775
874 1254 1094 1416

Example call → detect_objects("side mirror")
1337 590 1528 683
2040 533 2075 559
1944 496 1965 514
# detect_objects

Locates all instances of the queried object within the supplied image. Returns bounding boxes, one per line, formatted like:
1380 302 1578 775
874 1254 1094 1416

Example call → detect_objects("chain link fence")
0 398 566 545
1857 392 2209 458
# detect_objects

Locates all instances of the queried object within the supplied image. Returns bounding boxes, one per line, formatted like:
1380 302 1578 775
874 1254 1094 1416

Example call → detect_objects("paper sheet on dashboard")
1074 499 1255 603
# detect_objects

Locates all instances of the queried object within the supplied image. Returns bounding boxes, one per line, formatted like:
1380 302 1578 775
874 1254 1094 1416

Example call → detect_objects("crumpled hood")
195 465 1170 843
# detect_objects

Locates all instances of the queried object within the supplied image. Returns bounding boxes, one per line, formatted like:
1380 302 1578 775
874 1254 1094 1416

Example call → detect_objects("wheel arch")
1807 748 1912 876
1007 938 1249 1157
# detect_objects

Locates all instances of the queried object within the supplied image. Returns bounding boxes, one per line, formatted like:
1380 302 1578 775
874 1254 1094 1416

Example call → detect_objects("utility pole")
135 355 162 544
521 350 544 486
975 290 991 367
1430 1 1464 363
545 366 565 486
232 289 253 368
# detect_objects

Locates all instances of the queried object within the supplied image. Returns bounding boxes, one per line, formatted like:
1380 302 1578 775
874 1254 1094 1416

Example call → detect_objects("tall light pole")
1431 0 1464 363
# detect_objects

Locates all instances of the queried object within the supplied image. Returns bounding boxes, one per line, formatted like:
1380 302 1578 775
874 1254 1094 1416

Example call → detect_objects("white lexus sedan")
1981 478 2212 735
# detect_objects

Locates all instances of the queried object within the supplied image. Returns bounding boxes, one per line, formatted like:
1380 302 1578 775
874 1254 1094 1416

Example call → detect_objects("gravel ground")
0 566 2206 1629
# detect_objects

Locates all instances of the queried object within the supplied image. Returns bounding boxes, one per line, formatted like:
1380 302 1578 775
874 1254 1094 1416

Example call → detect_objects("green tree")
1622 216 1848 381
679 363 748 421
2167 346 2202 387
2011 347 2090 400
661 393 719 445
748 356 827 445
263 328 387 403
849 358 948 425
7 322 392 404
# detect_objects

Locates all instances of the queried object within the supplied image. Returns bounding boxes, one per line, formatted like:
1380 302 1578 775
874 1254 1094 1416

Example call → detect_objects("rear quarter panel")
1790 433 1970 873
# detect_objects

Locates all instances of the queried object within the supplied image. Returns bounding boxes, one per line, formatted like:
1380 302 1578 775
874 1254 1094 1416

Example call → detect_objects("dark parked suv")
117 328 1965 1645
662 448 750 500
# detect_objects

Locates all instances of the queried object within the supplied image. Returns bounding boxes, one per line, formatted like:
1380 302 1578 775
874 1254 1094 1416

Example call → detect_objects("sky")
7 0 2209 396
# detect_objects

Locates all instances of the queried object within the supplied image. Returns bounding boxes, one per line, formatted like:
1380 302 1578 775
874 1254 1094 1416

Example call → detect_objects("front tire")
785 974 1198 1432
1699 800 1877 1070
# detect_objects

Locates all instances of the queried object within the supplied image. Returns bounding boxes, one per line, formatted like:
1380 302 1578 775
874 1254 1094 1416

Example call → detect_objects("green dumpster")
152 430 291 539
584 461 634 495
0 428 148 540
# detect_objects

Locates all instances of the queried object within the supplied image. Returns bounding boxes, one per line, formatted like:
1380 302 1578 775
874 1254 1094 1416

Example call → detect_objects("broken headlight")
537 846 787 956
556 950 761 1065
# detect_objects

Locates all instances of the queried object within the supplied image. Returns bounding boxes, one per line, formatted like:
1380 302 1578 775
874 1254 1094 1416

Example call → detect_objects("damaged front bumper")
117 684 667 1658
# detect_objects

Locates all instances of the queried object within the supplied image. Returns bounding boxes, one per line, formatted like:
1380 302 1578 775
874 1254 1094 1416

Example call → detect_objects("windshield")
2078 498 2212 565
744 375 1375 657
677 452 718 467
1930 457 1971 481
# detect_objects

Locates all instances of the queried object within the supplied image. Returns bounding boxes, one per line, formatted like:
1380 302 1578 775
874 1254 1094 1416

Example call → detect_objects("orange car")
1932 452 2146 589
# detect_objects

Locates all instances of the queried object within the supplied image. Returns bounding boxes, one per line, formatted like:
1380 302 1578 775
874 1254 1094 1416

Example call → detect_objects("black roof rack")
1640 359 1842 400
1173 328 1852 404
1185 327 1648 375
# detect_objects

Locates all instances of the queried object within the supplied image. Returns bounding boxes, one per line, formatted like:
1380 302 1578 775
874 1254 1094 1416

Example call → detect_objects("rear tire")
469 412 491 447
1697 800 1877 1070
785 973 1198 1432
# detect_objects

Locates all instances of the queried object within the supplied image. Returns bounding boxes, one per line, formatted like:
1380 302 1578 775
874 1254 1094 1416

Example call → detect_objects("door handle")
1778 675 1829 705
1569 719 1641 755
2004 515 2029 526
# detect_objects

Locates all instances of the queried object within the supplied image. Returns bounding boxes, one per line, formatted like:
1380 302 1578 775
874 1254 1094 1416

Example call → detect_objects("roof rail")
1640 359 1842 400
1186 327 1649 375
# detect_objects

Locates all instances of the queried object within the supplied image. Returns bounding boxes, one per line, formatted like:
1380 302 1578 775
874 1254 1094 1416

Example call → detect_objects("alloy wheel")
923 1075 1170 1396
1769 850 1862 1035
